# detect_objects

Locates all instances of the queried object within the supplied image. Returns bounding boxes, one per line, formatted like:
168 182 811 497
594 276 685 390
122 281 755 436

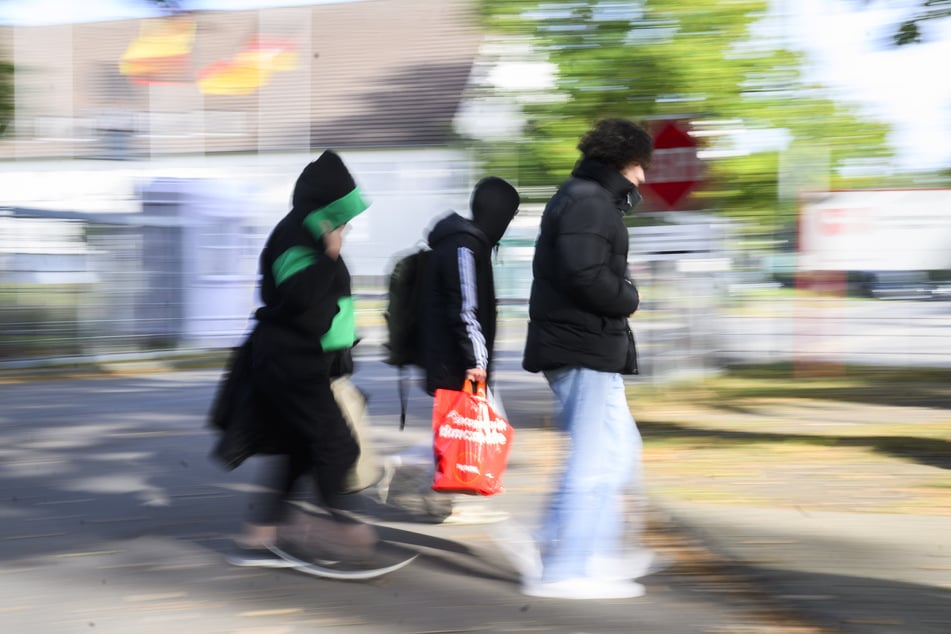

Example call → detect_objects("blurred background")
0 0 949 378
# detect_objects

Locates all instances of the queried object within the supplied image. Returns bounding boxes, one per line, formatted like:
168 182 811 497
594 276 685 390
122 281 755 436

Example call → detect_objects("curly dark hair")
577 118 653 171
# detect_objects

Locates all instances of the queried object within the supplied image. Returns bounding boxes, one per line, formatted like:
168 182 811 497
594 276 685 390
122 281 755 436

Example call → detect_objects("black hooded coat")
210 152 368 492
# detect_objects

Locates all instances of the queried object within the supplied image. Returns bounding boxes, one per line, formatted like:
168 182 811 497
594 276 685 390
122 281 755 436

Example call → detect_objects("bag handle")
463 379 487 398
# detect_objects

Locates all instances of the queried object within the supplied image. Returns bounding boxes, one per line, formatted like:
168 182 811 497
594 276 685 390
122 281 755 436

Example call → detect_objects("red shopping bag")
432 380 514 496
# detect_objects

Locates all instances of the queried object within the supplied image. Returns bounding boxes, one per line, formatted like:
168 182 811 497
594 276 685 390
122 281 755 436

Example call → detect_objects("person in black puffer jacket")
518 118 653 600
421 177 520 396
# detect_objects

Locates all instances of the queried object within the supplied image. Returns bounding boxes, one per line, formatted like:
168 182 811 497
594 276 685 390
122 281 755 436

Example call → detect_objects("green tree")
0 23 12 136
887 0 951 45
0 58 11 136
475 0 892 227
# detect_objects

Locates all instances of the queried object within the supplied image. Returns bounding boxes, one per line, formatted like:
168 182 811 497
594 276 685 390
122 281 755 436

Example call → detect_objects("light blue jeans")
538 367 642 582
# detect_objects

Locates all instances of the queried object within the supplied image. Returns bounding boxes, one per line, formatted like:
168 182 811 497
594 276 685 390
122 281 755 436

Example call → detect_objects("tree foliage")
889 0 951 45
0 60 11 136
475 0 893 227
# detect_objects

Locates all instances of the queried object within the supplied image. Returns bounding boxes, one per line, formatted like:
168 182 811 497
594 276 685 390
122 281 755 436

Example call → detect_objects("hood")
572 158 639 213
427 211 487 247
291 150 370 234
470 176 520 245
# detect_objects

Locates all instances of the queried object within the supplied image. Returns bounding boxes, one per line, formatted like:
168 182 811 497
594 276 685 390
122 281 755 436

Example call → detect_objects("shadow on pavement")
639 419 951 471
719 363 951 410
722 561 951 634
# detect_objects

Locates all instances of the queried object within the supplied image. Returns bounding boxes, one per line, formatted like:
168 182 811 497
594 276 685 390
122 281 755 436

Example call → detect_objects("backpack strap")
398 365 409 431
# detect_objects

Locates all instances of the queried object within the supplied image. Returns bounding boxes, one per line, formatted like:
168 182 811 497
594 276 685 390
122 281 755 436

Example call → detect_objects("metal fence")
1 209 724 379
3 207 949 374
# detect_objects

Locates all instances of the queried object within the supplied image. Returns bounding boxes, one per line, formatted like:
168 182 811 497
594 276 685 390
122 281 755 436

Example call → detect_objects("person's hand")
466 367 487 384
322 223 346 260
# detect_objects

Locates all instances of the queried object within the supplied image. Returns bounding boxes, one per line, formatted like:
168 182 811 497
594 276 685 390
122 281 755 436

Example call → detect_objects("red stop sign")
641 119 704 210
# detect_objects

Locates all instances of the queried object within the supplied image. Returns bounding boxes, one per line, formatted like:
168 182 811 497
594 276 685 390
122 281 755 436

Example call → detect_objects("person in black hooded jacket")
515 118 654 600
420 176 520 396
226 150 376 565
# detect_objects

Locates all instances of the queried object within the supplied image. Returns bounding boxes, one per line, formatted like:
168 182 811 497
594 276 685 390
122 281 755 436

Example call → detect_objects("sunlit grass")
633 362 951 515
630 363 951 409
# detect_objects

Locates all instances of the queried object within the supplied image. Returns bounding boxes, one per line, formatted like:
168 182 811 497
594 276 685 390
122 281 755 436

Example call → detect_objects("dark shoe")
280 514 378 563
377 453 454 523
225 543 296 569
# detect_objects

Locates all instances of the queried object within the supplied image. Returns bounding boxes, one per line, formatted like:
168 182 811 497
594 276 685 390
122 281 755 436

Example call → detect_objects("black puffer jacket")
420 213 497 394
523 158 640 374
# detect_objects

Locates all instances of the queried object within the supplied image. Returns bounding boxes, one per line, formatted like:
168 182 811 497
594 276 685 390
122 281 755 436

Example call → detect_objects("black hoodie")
252 151 370 367
471 176 522 244
420 177 519 394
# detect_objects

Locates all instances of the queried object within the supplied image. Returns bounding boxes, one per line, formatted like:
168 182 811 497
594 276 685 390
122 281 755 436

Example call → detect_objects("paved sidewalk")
2 344 949 632
0 350 825 634
636 391 951 634
658 502 951 634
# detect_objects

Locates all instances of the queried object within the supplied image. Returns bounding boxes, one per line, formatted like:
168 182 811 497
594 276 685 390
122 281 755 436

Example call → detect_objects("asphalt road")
0 350 826 634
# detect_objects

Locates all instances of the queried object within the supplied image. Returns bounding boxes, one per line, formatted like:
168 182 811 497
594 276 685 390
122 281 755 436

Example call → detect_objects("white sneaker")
442 498 510 525
522 577 645 600
489 520 542 583
587 550 656 581
442 506 511 525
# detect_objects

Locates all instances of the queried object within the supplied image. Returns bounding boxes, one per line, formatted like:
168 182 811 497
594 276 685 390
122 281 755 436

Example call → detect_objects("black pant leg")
253 354 360 511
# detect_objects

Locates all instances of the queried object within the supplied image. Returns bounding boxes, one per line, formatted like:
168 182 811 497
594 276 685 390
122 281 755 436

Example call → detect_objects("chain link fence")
4 203 950 374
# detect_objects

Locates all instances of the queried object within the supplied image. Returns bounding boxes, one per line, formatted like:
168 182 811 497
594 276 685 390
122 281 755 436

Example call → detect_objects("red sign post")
640 119 704 211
